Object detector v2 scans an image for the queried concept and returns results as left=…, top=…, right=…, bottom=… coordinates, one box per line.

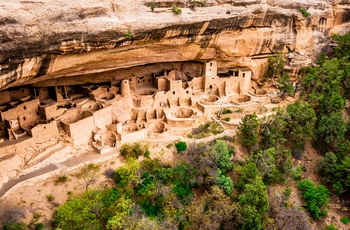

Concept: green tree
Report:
left=210, top=140, right=233, bottom=172
left=252, top=147, right=281, bottom=184
left=106, top=196, right=133, bottom=230
left=298, top=179, right=330, bottom=219
left=235, top=162, right=260, bottom=191
left=265, top=53, right=285, bottom=79
left=316, top=112, right=347, bottom=152
left=113, top=160, right=140, bottom=195
left=277, top=73, right=294, bottom=97
left=316, top=52, right=327, bottom=66
left=335, top=33, right=350, bottom=59
left=318, top=152, right=339, bottom=184
left=77, top=163, right=100, bottom=191
left=186, top=186, right=236, bottom=229
left=237, top=113, right=260, bottom=151
left=238, top=176, right=269, bottom=230
left=285, top=101, right=316, bottom=150
left=217, top=171, right=233, bottom=194
left=260, top=108, right=288, bottom=149
left=52, top=190, right=104, bottom=229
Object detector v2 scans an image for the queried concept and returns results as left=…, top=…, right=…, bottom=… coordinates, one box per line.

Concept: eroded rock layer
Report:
left=0, top=0, right=350, bottom=90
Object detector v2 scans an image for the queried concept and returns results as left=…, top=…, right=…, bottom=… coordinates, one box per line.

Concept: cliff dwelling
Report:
left=0, top=60, right=264, bottom=148
left=1, top=0, right=350, bottom=228
left=0, top=60, right=276, bottom=160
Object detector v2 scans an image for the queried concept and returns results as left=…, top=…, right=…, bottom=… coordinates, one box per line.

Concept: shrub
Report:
left=283, top=187, right=292, bottom=200
left=29, top=212, right=42, bottom=229
left=340, top=216, right=349, bottom=225
left=229, top=149, right=235, bottom=155
left=291, top=166, right=303, bottom=181
left=34, top=223, right=44, bottom=230
left=298, top=179, right=330, bottom=219
left=2, top=221, right=27, bottom=230
left=150, top=2, right=155, bottom=12
left=54, top=175, right=68, bottom=185
left=222, top=117, right=231, bottom=122
left=299, top=8, right=311, bottom=17
left=189, top=121, right=224, bottom=139
left=325, top=224, right=339, bottom=230
left=124, top=30, right=133, bottom=40
left=222, top=108, right=233, bottom=114
left=172, top=5, right=182, bottom=15
left=217, top=173, right=233, bottom=194
left=175, top=141, right=187, bottom=153
left=192, top=0, right=207, bottom=7
left=46, top=194, right=55, bottom=202
left=234, top=108, right=244, bottom=113
left=120, top=142, right=149, bottom=159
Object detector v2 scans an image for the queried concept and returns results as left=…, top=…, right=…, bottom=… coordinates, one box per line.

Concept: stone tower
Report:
left=204, top=60, right=218, bottom=93
left=120, top=79, right=131, bottom=97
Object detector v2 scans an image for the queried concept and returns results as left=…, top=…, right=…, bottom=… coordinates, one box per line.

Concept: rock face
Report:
left=0, top=0, right=349, bottom=90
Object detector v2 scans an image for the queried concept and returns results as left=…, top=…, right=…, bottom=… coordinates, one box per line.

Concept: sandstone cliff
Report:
left=0, top=0, right=349, bottom=90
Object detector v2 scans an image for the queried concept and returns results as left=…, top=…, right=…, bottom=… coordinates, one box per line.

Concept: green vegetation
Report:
left=265, top=52, right=285, bottom=79
left=191, top=0, right=207, bottom=7
left=335, top=33, right=350, bottom=59
left=291, top=166, right=303, bottom=181
left=301, top=33, right=350, bottom=195
left=77, top=163, right=100, bottom=191
left=172, top=5, right=182, bottom=15
left=46, top=194, right=54, bottom=202
left=278, top=73, right=294, bottom=97
left=150, top=2, right=156, bottom=12
left=282, top=187, right=292, bottom=201
left=189, top=121, right=224, bottom=139
left=238, top=176, right=269, bottom=230
left=222, top=108, right=233, bottom=114
left=340, top=216, right=350, bottom=225
left=2, top=221, right=27, bottom=230
left=299, top=8, right=311, bottom=17
left=175, top=140, right=187, bottom=153
left=28, top=212, right=43, bottom=230
left=222, top=117, right=231, bottom=122
left=264, top=52, right=295, bottom=98
left=237, top=113, right=260, bottom=151
left=53, top=140, right=270, bottom=229
left=124, top=30, right=133, bottom=40
left=120, top=142, right=149, bottom=159
left=325, top=225, right=339, bottom=230
left=54, top=175, right=68, bottom=185
left=298, top=179, right=330, bottom=219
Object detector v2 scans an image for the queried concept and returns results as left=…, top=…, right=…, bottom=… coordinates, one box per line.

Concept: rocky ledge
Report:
left=0, top=0, right=349, bottom=90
